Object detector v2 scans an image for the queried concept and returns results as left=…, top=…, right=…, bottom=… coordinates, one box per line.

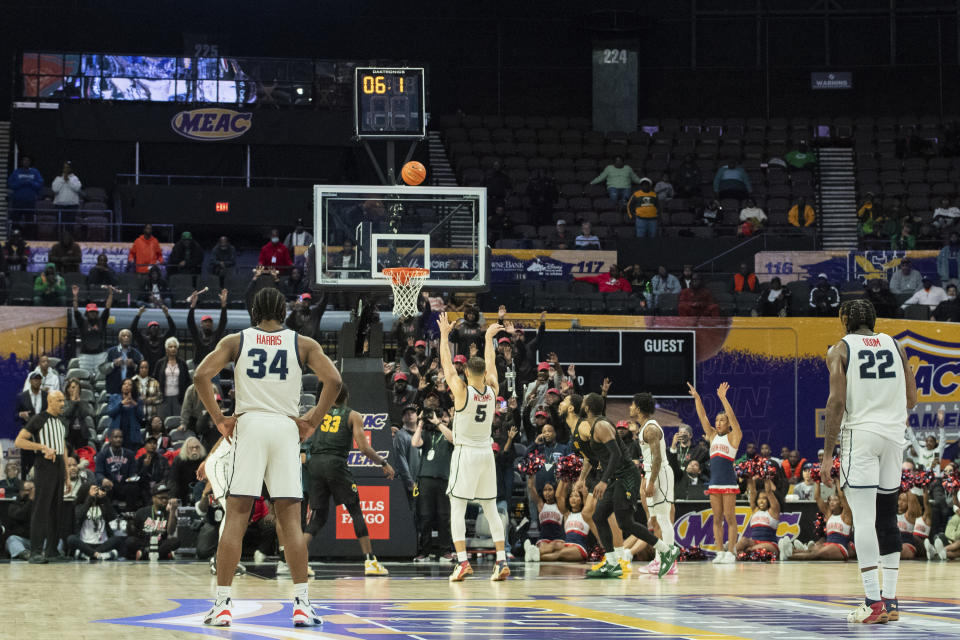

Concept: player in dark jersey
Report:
left=563, top=392, right=680, bottom=579
left=303, top=383, right=395, bottom=576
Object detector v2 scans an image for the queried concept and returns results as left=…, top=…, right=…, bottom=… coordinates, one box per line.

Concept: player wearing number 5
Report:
left=821, top=299, right=917, bottom=624
left=303, top=383, right=395, bottom=576
left=194, top=288, right=342, bottom=629
left=438, top=313, right=511, bottom=582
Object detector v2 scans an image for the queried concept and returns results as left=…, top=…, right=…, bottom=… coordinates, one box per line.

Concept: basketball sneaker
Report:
left=523, top=540, right=540, bottom=562
left=778, top=538, right=794, bottom=560
left=711, top=550, right=726, bottom=564
left=276, top=561, right=314, bottom=577
left=589, top=558, right=606, bottom=571
left=203, top=598, right=232, bottom=627
left=643, top=557, right=660, bottom=574
left=292, top=597, right=323, bottom=627
left=882, top=598, right=899, bottom=621
left=490, top=560, right=511, bottom=581
left=449, top=561, right=474, bottom=582
left=365, top=558, right=389, bottom=576
left=846, top=601, right=888, bottom=624
left=923, top=539, right=936, bottom=561
left=657, top=546, right=682, bottom=579
left=934, top=537, right=947, bottom=561
left=585, top=561, right=623, bottom=578
left=254, top=550, right=268, bottom=564
left=618, top=558, right=632, bottom=574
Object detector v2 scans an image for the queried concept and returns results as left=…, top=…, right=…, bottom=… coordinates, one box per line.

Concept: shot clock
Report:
left=354, top=67, right=426, bottom=139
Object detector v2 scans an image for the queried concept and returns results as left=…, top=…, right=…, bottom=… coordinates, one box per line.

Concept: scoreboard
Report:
left=535, top=330, right=696, bottom=399
left=354, top=67, right=426, bottom=139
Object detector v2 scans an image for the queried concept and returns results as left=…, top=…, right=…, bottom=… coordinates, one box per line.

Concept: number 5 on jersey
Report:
left=245, top=348, right=289, bottom=380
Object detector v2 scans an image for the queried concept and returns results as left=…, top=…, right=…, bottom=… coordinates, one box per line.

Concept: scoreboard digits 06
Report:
left=354, top=67, right=425, bottom=139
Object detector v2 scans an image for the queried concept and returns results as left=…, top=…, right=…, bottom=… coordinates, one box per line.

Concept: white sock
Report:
left=457, top=550, right=468, bottom=563
left=861, top=568, right=881, bottom=602
left=496, top=550, right=506, bottom=562
left=216, top=586, right=231, bottom=603
left=604, top=551, right=618, bottom=565
left=622, top=549, right=633, bottom=562
left=880, top=553, right=900, bottom=599
left=614, top=546, right=625, bottom=560
left=293, top=582, right=309, bottom=602
left=654, top=540, right=671, bottom=553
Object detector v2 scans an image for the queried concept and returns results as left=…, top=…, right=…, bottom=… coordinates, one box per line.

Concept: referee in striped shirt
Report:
left=14, top=389, right=70, bottom=564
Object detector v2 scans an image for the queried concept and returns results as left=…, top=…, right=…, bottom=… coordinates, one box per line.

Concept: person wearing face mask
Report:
left=937, top=232, right=960, bottom=286
left=127, top=224, right=163, bottom=274
left=932, top=284, right=960, bottom=321
left=258, top=227, right=293, bottom=274
left=901, top=276, right=948, bottom=313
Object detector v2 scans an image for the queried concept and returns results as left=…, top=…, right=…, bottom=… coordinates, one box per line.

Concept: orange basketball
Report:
left=401, top=161, right=427, bottom=185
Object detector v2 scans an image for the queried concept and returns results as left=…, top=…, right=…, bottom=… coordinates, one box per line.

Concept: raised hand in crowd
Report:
left=601, top=377, right=612, bottom=396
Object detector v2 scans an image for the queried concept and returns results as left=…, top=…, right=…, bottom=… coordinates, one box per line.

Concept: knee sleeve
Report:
left=345, top=501, right=369, bottom=540
left=876, top=492, right=901, bottom=556
left=479, top=499, right=504, bottom=543
left=450, top=496, right=467, bottom=542
left=305, top=503, right=330, bottom=537
left=651, top=503, right=674, bottom=546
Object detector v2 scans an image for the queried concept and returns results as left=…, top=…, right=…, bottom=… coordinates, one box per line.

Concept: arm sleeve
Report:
left=186, top=307, right=199, bottom=341
left=215, top=306, right=228, bottom=341
left=599, top=439, right=622, bottom=484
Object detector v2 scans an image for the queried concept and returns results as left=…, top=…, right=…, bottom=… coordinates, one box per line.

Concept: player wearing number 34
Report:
left=193, top=288, right=342, bottom=629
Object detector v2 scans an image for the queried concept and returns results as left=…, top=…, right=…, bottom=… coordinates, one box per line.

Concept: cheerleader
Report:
left=736, top=477, right=781, bottom=556
left=523, top=475, right=565, bottom=555
left=688, top=381, right=742, bottom=564
left=914, top=486, right=934, bottom=560
left=779, top=482, right=852, bottom=561
left=525, top=481, right=592, bottom=562
left=897, top=491, right=922, bottom=559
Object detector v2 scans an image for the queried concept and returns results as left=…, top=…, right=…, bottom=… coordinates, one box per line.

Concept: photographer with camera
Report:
left=666, top=424, right=710, bottom=483
left=411, top=407, right=455, bottom=561
left=66, top=483, right=124, bottom=560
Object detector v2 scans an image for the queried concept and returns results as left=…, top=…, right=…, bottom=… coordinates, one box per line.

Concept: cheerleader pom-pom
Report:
left=736, top=459, right=757, bottom=479
left=913, top=470, right=935, bottom=489
left=831, top=457, right=841, bottom=478
left=813, top=511, right=826, bottom=539
left=760, top=457, right=778, bottom=480
left=742, top=549, right=777, bottom=563
left=554, top=454, right=583, bottom=483
left=678, top=546, right=707, bottom=562
left=940, top=470, right=960, bottom=494
left=900, top=470, right=915, bottom=493
left=516, top=451, right=546, bottom=477
left=810, top=463, right=822, bottom=483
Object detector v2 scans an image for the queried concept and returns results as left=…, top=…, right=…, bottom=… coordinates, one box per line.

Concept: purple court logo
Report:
left=171, top=108, right=252, bottom=141
left=674, top=506, right=801, bottom=548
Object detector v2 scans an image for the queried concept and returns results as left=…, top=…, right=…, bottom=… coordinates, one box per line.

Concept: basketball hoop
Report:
left=382, top=267, right=429, bottom=317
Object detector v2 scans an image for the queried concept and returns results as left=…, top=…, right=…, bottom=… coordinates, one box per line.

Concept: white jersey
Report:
left=234, top=327, right=303, bottom=417
left=639, top=419, right=675, bottom=505
left=452, top=384, right=495, bottom=448
left=840, top=332, right=907, bottom=445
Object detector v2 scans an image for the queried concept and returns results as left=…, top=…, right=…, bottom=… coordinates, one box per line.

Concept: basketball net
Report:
left=382, top=267, right=429, bottom=317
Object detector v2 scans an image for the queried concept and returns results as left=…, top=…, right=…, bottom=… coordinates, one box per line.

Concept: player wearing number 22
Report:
left=820, top=299, right=918, bottom=625
left=437, top=313, right=511, bottom=582
left=194, top=288, right=343, bottom=629
left=304, top=383, right=395, bottom=576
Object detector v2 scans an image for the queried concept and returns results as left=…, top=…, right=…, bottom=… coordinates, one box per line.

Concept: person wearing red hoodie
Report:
left=574, top=264, right=632, bottom=293
left=128, top=224, right=163, bottom=274
left=258, top=228, right=293, bottom=273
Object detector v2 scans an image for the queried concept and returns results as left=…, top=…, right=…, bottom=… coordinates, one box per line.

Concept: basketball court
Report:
left=5, top=560, right=959, bottom=639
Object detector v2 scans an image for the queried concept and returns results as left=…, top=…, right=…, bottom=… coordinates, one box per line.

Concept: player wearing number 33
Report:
left=820, top=299, right=918, bottom=625
left=193, top=288, right=342, bottom=629
left=437, top=313, right=511, bottom=582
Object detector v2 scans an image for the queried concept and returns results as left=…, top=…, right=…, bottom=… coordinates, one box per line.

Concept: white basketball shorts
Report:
left=646, top=467, right=675, bottom=507
left=206, top=440, right=234, bottom=502
left=227, top=411, right=303, bottom=500
left=446, top=444, right=497, bottom=501
left=839, top=427, right=904, bottom=494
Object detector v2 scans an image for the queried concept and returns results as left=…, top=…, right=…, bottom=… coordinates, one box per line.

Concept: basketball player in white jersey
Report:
left=194, top=287, right=342, bottom=628
left=821, top=299, right=917, bottom=624
left=630, top=392, right=677, bottom=576
left=436, top=312, right=510, bottom=582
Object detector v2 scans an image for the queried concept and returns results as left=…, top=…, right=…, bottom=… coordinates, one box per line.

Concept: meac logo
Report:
left=171, top=108, right=252, bottom=140
left=362, top=413, right=388, bottom=430
left=894, top=330, right=960, bottom=400
left=673, top=506, right=801, bottom=548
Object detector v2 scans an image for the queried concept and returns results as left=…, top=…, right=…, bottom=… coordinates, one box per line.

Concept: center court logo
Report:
left=171, top=108, right=252, bottom=140
left=336, top=485, right=390, bottom=539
